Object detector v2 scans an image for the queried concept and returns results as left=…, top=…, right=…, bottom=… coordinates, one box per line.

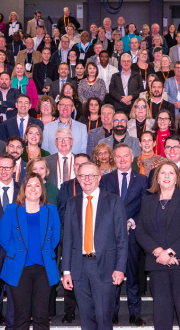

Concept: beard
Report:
left=113, top=125, right=127, bottom=136
left=152, top=91, right=162, bottom=98
left=0, top=83, right=8, bottom=90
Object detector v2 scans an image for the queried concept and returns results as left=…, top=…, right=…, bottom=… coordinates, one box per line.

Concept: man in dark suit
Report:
left=148, top=134, right=180, bottom=188
left=0, top=141, right=6, bottom=154
left=49, top=62, right=77, bottom=101
left=109, top=53, right=144, bottom=115
left=33, top=47, right=59, bottom=95
left=0, top=94, right=44, bottom=142
left=57, top=7, right=80, bottom=36
left=113, top=16, right=126, bottom=37
left=100, top=143, right=148, bottom=326
left=50, top=36, right=70, bottom=69
left=0, top=153, right=20, bottom=328
left=62, top=161, right=128, bottom=330
left=58, top=153, right=90, bottom=324
left=0, top=72, right=20, bottom=122
left=6, top=136, right=26, bottom=184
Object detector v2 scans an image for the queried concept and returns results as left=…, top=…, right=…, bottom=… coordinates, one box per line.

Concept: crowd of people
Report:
left=0, top=6, right=180, bottom=330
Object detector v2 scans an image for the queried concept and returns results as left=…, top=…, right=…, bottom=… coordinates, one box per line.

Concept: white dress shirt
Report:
left=121, top=70, right=131, bottom=96
left=151, top=97, right=163, bottom=104
left=57, top=152, right=75, bottom=189
left=17, top=115, right=29, bottom=137
left=118, top=26, right=125, bottom=38
left=98, top=64, right=119, bottom=93
left=33, top=36, right=44, bottom=50
left=15, top=158, right=22, bottom=181
left=0, top=87, right=10, bottom=122
left=0, top=179, right=14, bottom=206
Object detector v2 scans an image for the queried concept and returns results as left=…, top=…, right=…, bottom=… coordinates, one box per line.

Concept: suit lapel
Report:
left=119, top=73, right=125, bottom=96
left=95, top=190, right=106, bottom=233
left=124, top=170, right=137, bottom=203
left=167, top=187, right=180, bottom=227
left=40, top=205, right=49, bottom=248
left=75, top=192, right=83, bottom=235
left=10, top=118, right=20, bottom=136
left=16, top=206, right=28, bottom=250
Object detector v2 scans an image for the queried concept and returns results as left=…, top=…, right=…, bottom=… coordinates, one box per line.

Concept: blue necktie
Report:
left=121, top=173, right=127, bottom=201
left=19, top=118, right=25, bottom=139
left=60, top=79, right=65, bottom=92
left=3, top=187, right=9, bottom=212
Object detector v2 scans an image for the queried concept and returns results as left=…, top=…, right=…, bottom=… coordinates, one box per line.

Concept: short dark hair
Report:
left=154, top=47, right=163, bottom=53
left=7, top=136, right=23, bottom=147
left=16, top=94, right=31, bottom=103
left=85, top=62, right=99, bottom=78
left=151, top=78, right=164, bottom=89
left=75, top=62, right=85, bottom=69
left=164, top=134, right=180, bottom=148
left=59, top=62, right=69, bottom=69
left=174, top=61, right=180, bottom=68
left=42, top=47, right=51, bottom=53
left=74, top=153, right=90, bottom=161
left=113, top=111, right=128, bottom=120
left=113, top=143, right=133, bottom=154
left=34, top=10, right=41, bottom=15
left=0, top=13, right=4, bottom=21
left=99, top=50, right=110, bottom=58
left=36, top=25, right=44, bottom=30
left=139, top=131, right=156, bottom=142
left=0, top=153, right=16, bottom=167
left=0, top=71, right=11, bottom=79
left=59, top=95, right=73, bottom=103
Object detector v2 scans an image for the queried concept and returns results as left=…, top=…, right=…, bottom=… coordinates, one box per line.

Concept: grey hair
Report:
left=101, top=104, right=115, bottom=114
left=77, top=162, right=100, bottom=175
left=55, top=127, right=73, bottom=139
left=113, top=143, right=133, bottom=156
left=121, top=53, right=131, bottom=62
left=61, top=35, right=70, bottom=42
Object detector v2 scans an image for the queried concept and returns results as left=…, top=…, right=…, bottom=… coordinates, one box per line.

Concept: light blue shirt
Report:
left=121, top=70, right=131, bottom=96
left=61, top=49, right=69, bottom=62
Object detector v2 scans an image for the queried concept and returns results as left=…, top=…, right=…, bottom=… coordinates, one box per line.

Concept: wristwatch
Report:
left=167, top=249, right=174, bottom=257
left=127, top=221, right=132, bottom=228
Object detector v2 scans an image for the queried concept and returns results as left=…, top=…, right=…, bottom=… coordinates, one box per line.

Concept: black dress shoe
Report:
left=112, top=314, right=119, bottom=324
left=72, top=312, right=75, bottom=320
left=0, top=314, right=5, bottom=324
left=62, top=313, right=72, bottom=323
left=129, top=315, right=146, bottom=326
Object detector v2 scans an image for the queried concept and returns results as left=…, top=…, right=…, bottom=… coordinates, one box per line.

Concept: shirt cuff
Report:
left=128, top=218, right=136, bottom=230
left=63, top=271, right=71, bottom=275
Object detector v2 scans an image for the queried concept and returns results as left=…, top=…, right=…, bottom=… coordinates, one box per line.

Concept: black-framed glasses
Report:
left=78, top=174, right=99, bottom=180
left=164, top=146, right=180, bottom=150
left=158, top=117, right=170, bottom=121
left=0, top=166, right=14, bottom=172
left=56, top=137, right=72, bottom=142
left=134, top=105, right=147, bottom=109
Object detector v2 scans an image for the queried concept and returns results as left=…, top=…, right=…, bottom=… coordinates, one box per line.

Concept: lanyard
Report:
left=64, top=16, right=69, bottom=27
left=103, top=129, right=113, bottom=138
left=175, top=78, right=180, bottom=91
left=150, top=100, right=163, bottom=116
left=26, top=146, right=41, bottom=161
left=58, top=154, right=73, bottom=181
left=78, top=42, right=90, bottom=53
left=136, top=120, right=146, bottom=134
left=162, top=70, right=170, bottom=80
left=12, top=42, right=21, bottom=54
left=73, top=178, right=76, bottom=196
left=16, top=159, right=21, bottom=182
left=88, top=118, right=98, bottom=132
left=99, top=166, right=112, bottom=177
left=138, top=63, right=147, bottom=80
left=58, top=119, right=72, bottom=129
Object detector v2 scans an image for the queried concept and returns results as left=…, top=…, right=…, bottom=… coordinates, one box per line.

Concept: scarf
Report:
left=97, top=36, right=108, bottom=51
left=139, top=151, right=154, bottom=175
left=11, top=75, right=29, bottom=94
left=154, top=129, right=170, bottom=158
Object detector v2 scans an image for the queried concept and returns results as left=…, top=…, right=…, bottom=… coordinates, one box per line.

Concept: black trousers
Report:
left=150, top=269, right=180, bottom=330
left=10, top=265, right=51, bottom=330
left=64, top=288, right=77, bottom=314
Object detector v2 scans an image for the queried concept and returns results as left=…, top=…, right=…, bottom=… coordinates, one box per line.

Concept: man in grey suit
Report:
left=99, top=111, right=141, bottom=157
left=49, top=63, right=77, bottom=101
left=87, top=104, right=114, bottom=159
left=169, top=32, right=180, bottom=67
left=165, top=61, right=180, bottom=116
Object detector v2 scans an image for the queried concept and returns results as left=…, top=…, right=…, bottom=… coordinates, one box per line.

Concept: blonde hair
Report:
left=143, top=24, right=150, bottom=31
left=26, top=157, right=50, bottom=177
left=129, top=98, right=152, bottom=119
left=137, top=49, right=148, bottom=57
left=11, top=62, right=27, bottom=79
left=9, top=11, right=19, bottom=21
left=160, top=55, right=172, bottom=70
left=153, top=34, right=163, bottom=45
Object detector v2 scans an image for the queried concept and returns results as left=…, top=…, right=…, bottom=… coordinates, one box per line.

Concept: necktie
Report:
left=120, top=27, right=122, bottom=32
left=3, top=187, right=10, bottom=212
left=63, top=157, right=69, bottom=182
left=84, top=196, right=93, bottom=255
left=19, top=118, right=25, bottom=139
left=60, top=79, right=65, bottom=92
left=121, top=172, right=128, bottom=201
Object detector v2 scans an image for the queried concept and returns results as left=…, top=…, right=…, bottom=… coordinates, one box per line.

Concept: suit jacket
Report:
left=98, top=131, right=141, bottom=157
left=71, top=43, right=95, bottom=65
left=4, top=21, right=22, bottom=44
left=127, top=118, right=155, bottom=138
left=0, top=203, right=60, bottom=286
left=136, top=187, right=180, bottom=271
left=50, top=50, right=63, bottom=69
left=57, top=177, right=82, bottom=225
left=5, top=49, right=15, bottom=66
left=164, top=77, right=179, bottom=115
left=26, top=18, right=47, bottom=38
left=87, top=126, right=104, bottom=160
left=42, top=119, right=87, bottom=155
left=15, top=49, right=43, bottom=73
left=0, top=140, right=6, bottom=154
left=18, top=159, right=26, bottom=184
left=0, top=181, right=20, bottom=220
left=33, top=61, right=59, bottom=95
left=165, top=33, right=177, bottom=49
left=6, top=42, right=26, bottom=53
left=0, top=88, right=20, bottom=115
left=1, top=116, right=44, bottom=142
left=49, top=78, right=77, bottom=100
left=57, top=15, right=80, bottom=36
left=100, top=169, right=148, bottom=243
left=109, top=70, right=144, bottom=111
left=62, top=189, right=128, bottom=281
left=169, top=45, right=179, bottom=68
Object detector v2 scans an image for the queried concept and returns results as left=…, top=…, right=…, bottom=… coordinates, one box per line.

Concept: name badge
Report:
left=25, top=63, right=32, bottom=72
left=143, top=80, right=146, bottom=90
left=65, top=26, right=67, bottom=32
left=79, top=53, right=85, bottom=60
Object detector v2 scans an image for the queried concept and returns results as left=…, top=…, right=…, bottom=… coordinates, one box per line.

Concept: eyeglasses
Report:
left=59, top=104, right=73, bottom=108
left=154, top=51, right=162, bottom=54
left=134, top=105, right=147, bottom=109
left=141, top=53, right=148, bottom=56
left=0, top=166, right=14, bottom=171
left=56, top=137, right=72, bottom=142
left=141, top=43, right=146, bottom=46
left=113, top=119, right=126, bottom=123
left=164, top=146, right=180, bottom=150
left=158, top=117, right=170, bottom=121
left=64, top=89, right=73, bottom=92
left=78, top=174, right=99, bottom=180
left=175, top=67, right=180, bottom=70
left=41, top=103, right=51, bottom=107
left=45, top=37, right=51, bottom=39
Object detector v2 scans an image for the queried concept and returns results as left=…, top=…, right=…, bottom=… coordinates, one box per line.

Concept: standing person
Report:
left=156, top=55, right=174, bottom=83
left=131, top=49, right=154, bottom=90
left=0, top=14, right=6, bottom=34
left=57, top=7, right=80, bottom=36
left=165, top=61, right=180, bottom=116
left=6, top=32, right=26, bottom=60
left=92, top=26, right=113, bottom=55
left=142, top=24, right=150, bottom=40
left=50, top=36, right=70, bottom=69
left=72, top=62, right=85, bottom=88
left=152, top=109, right=176, bottom=157
left=113, top=16, right=126, bottom=38
left=149, top=35, right=168, bottom=62
left=111, top=40, right=124, bottom=70
left=62, top=161, right=128, bottom=330
left=57, top=153, right=90, bottom=323
left=103, top=17, right=113, bottom=40
left=129, top=38, right=140, bottom=64
left=60, top=82, right=82, bottom=120
left=90, top=23, right=98, bottom=43
left=145, top=23, right=168, bottom=49
left=136, top=161, right=180, bottom=330
left=100, top=143, right=148, bottom=326
left=0, top=172, right=60, bottom=330
left=45, top=127, right=75, bottom=188
left=42, top=96, right=87, bottom=155
left=0, top=153, right=20, bottom=329
left=78, top=97, right=102, bottom=131
left=164, top=23, right=177, bottom=49
left=149, top=47, right=163, bottom=72
left=169, top=32, right=180, bottom=67
left=67, top=50, right=77, bottom=78
left=32, top=25, right=45, bottom=51
left=62, top=23, right=81, bottom=49
left=6, top=136, right=26, bottom=183
left=86, top=43, right=103, bottom=66
left=37, top=34, right=57, bottom=56
left=78, top=62, right=106, bottom=103
left=121, top=23, right=141, bottom=52
left=26, top=10, right=47, bottom=38
left=71, top=31, right=95, bottom=65
left=36, top=96, right=57, bottom=125
left=52, top=28, right=61, bottom=49
left=92, top=143, right=116, bottom=175
left=4, top=12, right=22, bottom=44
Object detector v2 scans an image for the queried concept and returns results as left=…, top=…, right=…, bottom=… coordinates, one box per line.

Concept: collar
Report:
left=122, top=69, right=131, bottom=75
left=0, top=87, right=10, bottom=94
left=130, top=50, right=138, bottom=56
left=151, top=97, right=163, bottom=104
left=117, top=168, right=132, bottom=175
left=15, top=157, right=21, bottom=166
left=0, top=179, right=14, bottom=189
left=176, top=160, right=180, bottom=169
left=26, top=49, right=33, bottom=54
left=58, top=118, right=71, bottom=125
left=58, top=151, right=72, bottom=159
left=83, top=186, right=100, bottom=199
left=17, top=114, right=29, bottom=121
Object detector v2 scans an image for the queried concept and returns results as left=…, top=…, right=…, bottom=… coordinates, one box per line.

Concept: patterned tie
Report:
left=84, top=196, right=93, bottom=255
left=19, top=118, right=25, bottom=139
left=3, top=187, right=10, bottom=212
left=121, top=173, right=128, bottom=201
left=63, top=157, right=69, bottom=182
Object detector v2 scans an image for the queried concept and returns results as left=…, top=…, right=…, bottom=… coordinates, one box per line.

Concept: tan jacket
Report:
left=26, top=18, right=47, bottom=38
left=15, top=49, right=43, bottom=73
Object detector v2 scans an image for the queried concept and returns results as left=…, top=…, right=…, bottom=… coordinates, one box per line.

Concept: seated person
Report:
left=71, top=31, right=95, bottom=65
left=78, top=97, right=102, bottom=131
left=0, top=49, right=13, bottom=75
left=0, top=72, right=20, bottom=122
left=92, top=142, right=116, bottom=176
left=6, top=136, right=26, bottom=183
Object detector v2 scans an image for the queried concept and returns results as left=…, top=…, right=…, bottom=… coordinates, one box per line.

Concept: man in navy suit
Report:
left=0, top=94, right=44, bottom=143
left=0, top=153, right=20, bottom=329
left=62, top=162, right=128, bottom=330
left=6, top=136, right=26, bottom=184
left=58, top=153, right=90, bottom=324
left=100, top=143, right=148, bottom=326
left=0, top=72, right=20, bottom=122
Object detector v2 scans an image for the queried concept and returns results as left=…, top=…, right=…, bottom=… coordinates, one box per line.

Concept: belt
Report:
left=83, top=252, right=96, bottom=258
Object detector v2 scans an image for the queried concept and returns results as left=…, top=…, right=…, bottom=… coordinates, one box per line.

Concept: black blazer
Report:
left=6, top=49, right=15, bottom=66
left=109, top=71, right=144, bottom=111
left=33, top=61, right=59, bottom=95
left=136, top=187, right=180, bottom=271
left=49, top=78, right=77, bottom=100
left=56, top=15, right=80, bottom=36
left=71, top=44, right=95, bottom=66
left=0, top=88, right=20, bottom=115
left=164, top=33, right=177, bottom=49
